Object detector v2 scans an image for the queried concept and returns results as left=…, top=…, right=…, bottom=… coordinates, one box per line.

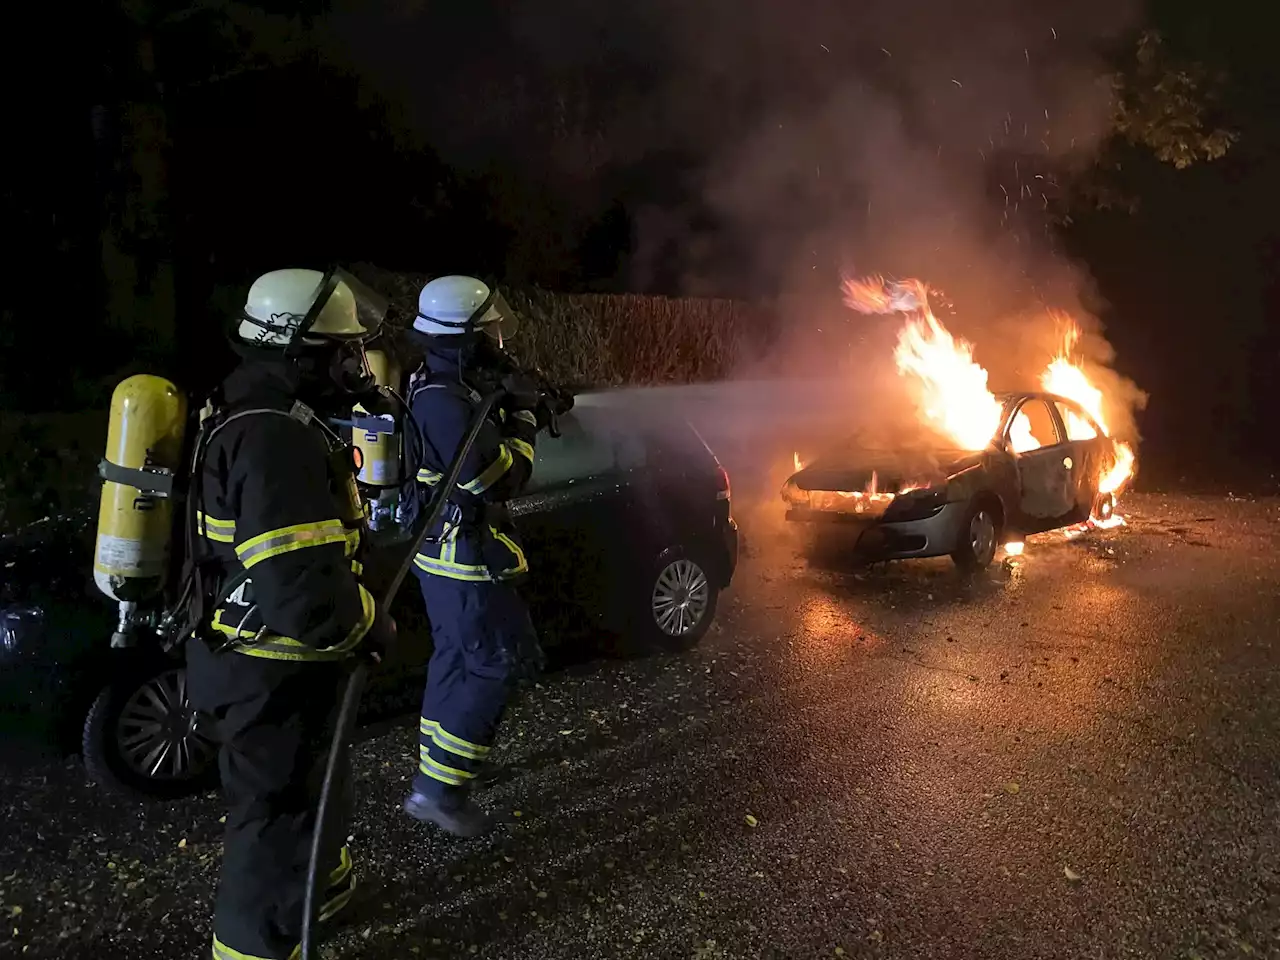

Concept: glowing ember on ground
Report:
left=1003, top=541, right=1025, bottom=556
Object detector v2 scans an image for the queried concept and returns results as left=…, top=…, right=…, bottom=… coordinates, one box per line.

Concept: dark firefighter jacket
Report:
left=193, top=360, right=379, bottom=662
left=409, top=348, right=539, bottom=582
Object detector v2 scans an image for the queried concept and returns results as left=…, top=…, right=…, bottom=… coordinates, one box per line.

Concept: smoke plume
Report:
left=329, top=0, right=1150, bottom=495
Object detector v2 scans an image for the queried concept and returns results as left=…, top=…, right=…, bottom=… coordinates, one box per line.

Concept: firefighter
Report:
left=186, top=267, right=397, bottom=960
left=401, top=274, right=547, bottom=837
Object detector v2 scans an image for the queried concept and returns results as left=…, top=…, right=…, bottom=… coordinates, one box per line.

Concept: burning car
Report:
left=782, top=391, right=1127, bottom=569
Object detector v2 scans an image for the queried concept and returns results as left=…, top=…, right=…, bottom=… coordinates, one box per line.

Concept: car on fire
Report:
left=0, top=398, right=737, bottom=799
left=781, top=391, right=1126, bottom=569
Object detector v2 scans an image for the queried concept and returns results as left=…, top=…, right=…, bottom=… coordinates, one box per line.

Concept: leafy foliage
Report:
left=1109, top=31, right=1237, bottom=170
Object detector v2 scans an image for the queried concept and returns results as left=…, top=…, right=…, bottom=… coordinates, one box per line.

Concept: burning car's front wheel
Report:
left=951, top=498, right=1000, bottom=571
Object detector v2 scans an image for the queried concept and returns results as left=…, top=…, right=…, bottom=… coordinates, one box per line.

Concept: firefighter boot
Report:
left=402, top=788, right=495, bottom=838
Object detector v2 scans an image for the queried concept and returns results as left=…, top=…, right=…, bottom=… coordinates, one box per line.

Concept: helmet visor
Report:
left=298, top=266, right=389, bottom=344
left=482, top=291, right=519, bottom=344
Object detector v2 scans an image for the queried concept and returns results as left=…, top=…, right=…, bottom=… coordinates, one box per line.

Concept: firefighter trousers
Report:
left=413, top=575, right=538, bottom=801
left=187, top=637, right=356, bottom=960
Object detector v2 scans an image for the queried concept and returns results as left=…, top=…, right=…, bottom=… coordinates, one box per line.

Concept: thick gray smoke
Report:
left=502, top=0, right=1144, bottom=439
left=328, top=0, right=1150, bottom=520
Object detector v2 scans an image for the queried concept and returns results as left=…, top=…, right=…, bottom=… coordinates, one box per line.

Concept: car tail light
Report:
left=715, top=463, right=731, bottom=501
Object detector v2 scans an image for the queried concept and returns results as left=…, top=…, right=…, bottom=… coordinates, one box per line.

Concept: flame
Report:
left=1039, top=320, right=1136, bottom=497
left=846, top=276, right=1006, bottom=451
left=839, top=276, right=1137, bottom=529
left=793, top=451, right=804, bottom=472
left=1003, top=541, right=1025, bottom=556
left=1098, top=443, right=1135, bottom=495
left=843, top=275, right=931, bottom=315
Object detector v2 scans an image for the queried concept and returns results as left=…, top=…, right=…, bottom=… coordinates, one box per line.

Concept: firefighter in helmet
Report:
left=401, top=275, right=547, bottom=837
left=186, top=267, right=397, bottom=960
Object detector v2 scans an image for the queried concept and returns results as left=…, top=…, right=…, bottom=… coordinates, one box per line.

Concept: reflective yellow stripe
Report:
left=319, top=877, right=356, bottom=923
left=343, top=527, right=361, bottom=559
left=511, top=409, right=538, bottom=427
left=196, top=511, right=236, bottom=544
left=319, top=846, right=356, bottom=922
left=416, top=468, right=443, bottom=486
left=508, top=437, right=534, bottom=463
left=235, top=520, right=347, bottom=569
left=419, top=750, right=474, bottom=786
left=490, top=526, right=529, bottom=576
left=213, top=934, right=279, bottom=960
left=460, top=444, right=514, bottom=494
left=432, top=724, right=491, bottom=760
left=212, top=586, right=374, bottom=662
left=413, top=546, right=493, bottom=582
left=315, top=585, right=376, bottom=656
left=419, top=717, right=439, bottom=737
left=413, top=528, right=527, bottom=582
left=328, top=845, right=353, bottom=889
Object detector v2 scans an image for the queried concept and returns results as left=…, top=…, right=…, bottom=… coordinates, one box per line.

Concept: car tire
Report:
left=1092, top=491, right=1116, bottom=523
left=950, top=497, right=1001, bottom=571
left=82, top=660, right=219, bottom=802
left=634, top=547, right=719, bottom=652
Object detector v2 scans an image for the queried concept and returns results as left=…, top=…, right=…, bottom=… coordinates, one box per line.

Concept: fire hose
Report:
left=300, top=389, right=503, bottom=960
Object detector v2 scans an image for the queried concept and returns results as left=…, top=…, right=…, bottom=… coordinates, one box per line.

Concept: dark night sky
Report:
left=8, top=0, right=1280, bottom=479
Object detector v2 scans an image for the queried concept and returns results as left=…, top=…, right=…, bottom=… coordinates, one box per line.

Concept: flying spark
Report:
left=951, top=78, right=963, bottom=87
left=820, top=43, right=830, bottom=53
left=881, top=47, right=892, bottom=57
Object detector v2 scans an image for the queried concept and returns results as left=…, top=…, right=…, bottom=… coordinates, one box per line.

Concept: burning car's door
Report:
left=1051, top=398, right=1109, bottom=517
left=1006, top=397, right=1077, bottom=533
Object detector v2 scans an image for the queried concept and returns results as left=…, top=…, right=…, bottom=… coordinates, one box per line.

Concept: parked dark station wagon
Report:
left=0, top=395, right=738, bottom=799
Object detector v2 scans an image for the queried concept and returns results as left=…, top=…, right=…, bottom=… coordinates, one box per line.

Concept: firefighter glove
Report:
left=501, top=373, right=541, bottom=412
left=363, top=605, right=399, bottom=666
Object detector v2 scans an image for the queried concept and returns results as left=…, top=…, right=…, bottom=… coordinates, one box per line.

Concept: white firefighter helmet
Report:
left=237, top=268, right=383, bottom=348
left=412, top=275, right=518, bottom=341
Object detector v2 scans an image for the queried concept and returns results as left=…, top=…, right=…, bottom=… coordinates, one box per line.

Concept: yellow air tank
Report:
left=353, top=348, right=401, bottom=489
left=93, top=375, right=188, bottom=608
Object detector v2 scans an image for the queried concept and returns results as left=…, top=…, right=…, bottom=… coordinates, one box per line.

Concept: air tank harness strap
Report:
left=97, top=460, right=178, bottom=497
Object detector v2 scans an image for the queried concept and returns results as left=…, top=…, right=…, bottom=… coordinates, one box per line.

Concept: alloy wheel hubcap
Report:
left=651, top=558, right=710, bottom=637
left=970, top=511, right=996, bottom=560
left=116, top=669, right=216, bottom=781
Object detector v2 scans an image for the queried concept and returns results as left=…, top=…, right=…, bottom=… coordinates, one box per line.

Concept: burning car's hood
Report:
left=792, top=447, right=984, bottom=494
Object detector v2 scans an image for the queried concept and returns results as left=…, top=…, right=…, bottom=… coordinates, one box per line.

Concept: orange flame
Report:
left=846, top=275, right=1006, bottom=451
left=1039, top=320, right=1136, bottom=496
left=793, top=451, right=804, bottom=472
left=841, top=276, right=1137, bottom=521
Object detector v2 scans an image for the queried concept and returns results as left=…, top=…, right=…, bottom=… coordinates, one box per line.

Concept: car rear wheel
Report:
left=1092, top=491, right=1116, bottom=523
left=82, top=662, right=219, bottom=801
left=636, top=547, right=719, bottom=652
left=951, top=498, right=1000, bottom=571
